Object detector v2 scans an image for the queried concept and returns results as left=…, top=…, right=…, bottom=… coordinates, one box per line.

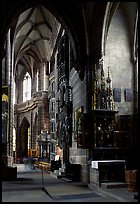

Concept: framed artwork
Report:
left=73, top=107, right=83, bottom=142
left=124, top=88, right=133, bottom=102
left=74, top=107, right=94, bottom=149
left=2, top=86, right=9, bottom=144
left=113, top=88, right=121, bottom=102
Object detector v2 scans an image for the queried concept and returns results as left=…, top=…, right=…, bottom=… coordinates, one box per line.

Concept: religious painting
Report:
left=124, top=88, right=133, bottom=102
left=113, top=88, right=121, bottom=102
left=74, top=107, right=83, bottom=143
left=2, top=86, right=9, bottom=144
left=75, top=106, right=87, bottom=148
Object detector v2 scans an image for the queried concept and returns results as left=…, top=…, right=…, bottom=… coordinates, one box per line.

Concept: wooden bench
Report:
left=34, top=161, right=51, bottom=171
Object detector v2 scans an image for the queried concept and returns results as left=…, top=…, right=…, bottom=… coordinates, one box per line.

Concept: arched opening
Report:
left=2, top=2, right=88, bottom=78
left=23, top=72, right=31, bottom=102
left=1, top=2, right=138, bottom=188
left=12, top=5, right=76, bottom=168
left=17, top=117, right=30, bottom=162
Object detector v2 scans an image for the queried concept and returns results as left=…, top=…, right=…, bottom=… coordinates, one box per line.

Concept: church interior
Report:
left=1, top=1, right=138, bottom=193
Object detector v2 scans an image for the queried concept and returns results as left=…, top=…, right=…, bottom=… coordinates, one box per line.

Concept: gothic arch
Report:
left=17, top=117, right=30, bottom=159
left=1, top=2, right=112, bottom=81
left=102, top=2, right=120, bottom=56
left=1, top=2, right=86, bottom=76
left=102, top=2, right=138, bottom=58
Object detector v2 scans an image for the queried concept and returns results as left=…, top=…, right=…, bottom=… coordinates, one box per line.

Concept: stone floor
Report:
left=2, top=164, right=138, bottom=202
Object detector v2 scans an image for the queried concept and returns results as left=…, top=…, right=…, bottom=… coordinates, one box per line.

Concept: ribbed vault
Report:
left=13, top=5, right=58, bottom=79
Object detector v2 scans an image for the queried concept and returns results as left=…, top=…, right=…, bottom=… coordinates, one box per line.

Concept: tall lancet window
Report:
left=23, top=72, right=31, bottom=102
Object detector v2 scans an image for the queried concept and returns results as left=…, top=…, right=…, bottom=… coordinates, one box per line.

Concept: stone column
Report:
left=4, top=28, right=14, bottom=166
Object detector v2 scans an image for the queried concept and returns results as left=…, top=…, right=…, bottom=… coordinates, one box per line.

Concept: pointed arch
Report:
left=17, top=117, right=30, bottom=159
left=23, top=71, right=32, bottom=102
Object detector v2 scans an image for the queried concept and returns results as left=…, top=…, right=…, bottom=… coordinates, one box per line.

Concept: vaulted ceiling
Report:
left=1, top=1, right=105, bottom=80
left=13, top=5, right=60, bottom=78
left=1, top=1, right=138, bottom=81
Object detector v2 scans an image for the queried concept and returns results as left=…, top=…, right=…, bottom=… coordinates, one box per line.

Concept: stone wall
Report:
left=69, top=68, right=88, bottom=183
left=104, top=6, right=133, bottom=115
left=14, top=92, right=49, bottom=158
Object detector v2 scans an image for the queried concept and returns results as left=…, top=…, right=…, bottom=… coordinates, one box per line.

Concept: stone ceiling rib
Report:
left=14, top=5, right=59, bottom=76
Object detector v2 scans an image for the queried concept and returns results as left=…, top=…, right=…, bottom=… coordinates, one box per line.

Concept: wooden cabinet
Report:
left=88, top=110, right=132, bottom=185
left=77, top=109, right=118, bottom=150
left=77, top=109, right=132, bottom=163
left=114, top=115, right=132, bottom=148
left=92, top=109, right=118, bottom=148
